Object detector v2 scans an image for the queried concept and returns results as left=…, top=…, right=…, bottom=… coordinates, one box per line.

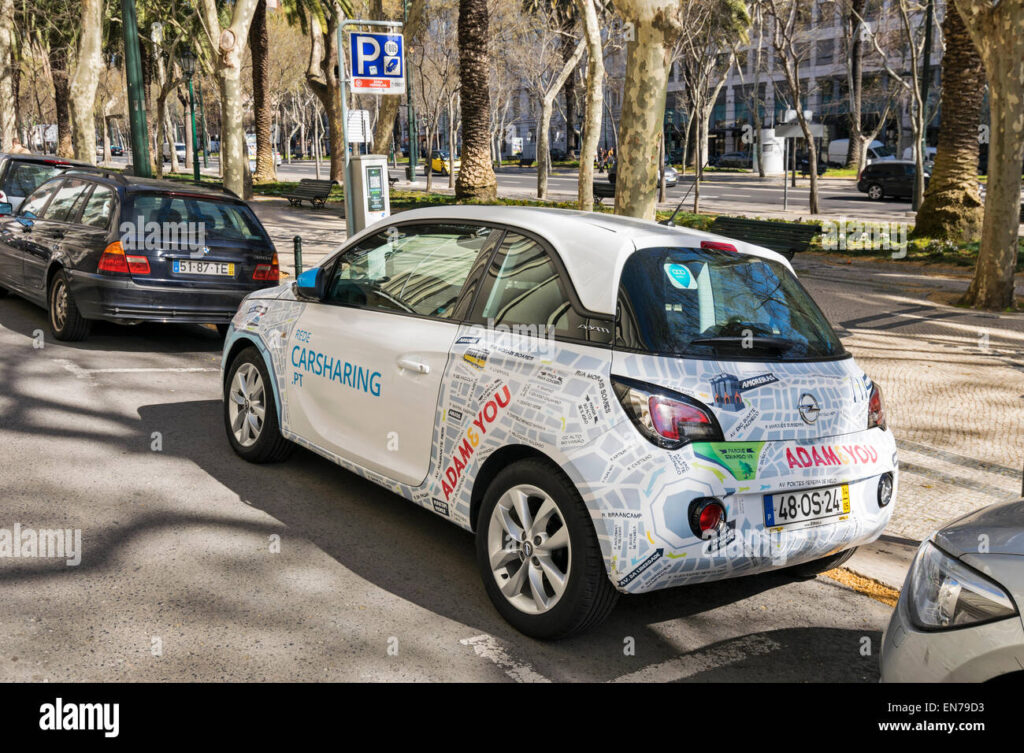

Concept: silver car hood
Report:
left=934, top=499, right=1024, bottom=558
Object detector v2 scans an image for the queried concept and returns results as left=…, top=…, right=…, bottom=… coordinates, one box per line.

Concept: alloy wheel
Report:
left=486, top=484, right=572, bottom=615
left=228, top=363, right=266, bottom=448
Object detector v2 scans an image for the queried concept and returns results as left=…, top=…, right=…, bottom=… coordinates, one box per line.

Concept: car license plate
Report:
left=173, top=260, right=234, bottom=276
left=764, top=484, right=850, bottom=529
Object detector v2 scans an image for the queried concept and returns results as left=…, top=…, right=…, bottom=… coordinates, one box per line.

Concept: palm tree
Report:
left=250, top=0, right=276, bottom=183
left=912, top=3, right=985, bottom=242
left=455, top=0, right=497, bottom=201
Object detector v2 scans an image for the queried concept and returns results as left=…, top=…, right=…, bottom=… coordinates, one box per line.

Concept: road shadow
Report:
left=127, top=398, right=887, bottom=680
left=0, top=295, right=223, bottom=353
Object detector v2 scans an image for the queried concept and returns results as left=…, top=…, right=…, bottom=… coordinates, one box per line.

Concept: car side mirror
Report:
left=0, top=202, right=11, bottom=217
left=295, top=266, right=327, bottom=300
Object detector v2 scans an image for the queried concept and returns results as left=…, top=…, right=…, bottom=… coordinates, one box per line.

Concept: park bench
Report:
left=283, top=178, right=335, bottom=208
left=518, top=157, right=535, bottom=168
left=709, top=216, right=822, bottom=261
left=592, top=180, right=615, bottom=205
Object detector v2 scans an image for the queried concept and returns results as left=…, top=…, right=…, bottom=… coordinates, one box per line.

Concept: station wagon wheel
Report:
left=867, top=183, right=884, bottom=201
left=476, top=459, right=619, bottom=639
left=48, top=269, right=90, bottom=341
left=223, top=347, right=293, bottom=463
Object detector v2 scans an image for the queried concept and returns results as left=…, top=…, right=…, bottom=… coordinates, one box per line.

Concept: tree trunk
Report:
left=370, top=0, right=426, bottom=153
left=914, top=4, right=985, bottom=241
left=576, top=0, right=604, bottom=211
left=455, top=0, right=497, bottom=201
left=614, top=0, right=678, bottom=219
left=0, top=0, right=14, bottom=152
left=250, top=0, right=276, bottom=183
left=305, top=8, right=345, bottom=184
left=845, top=0, right=866, bottom=169
left=69, top=0, right=103, bottom=164
left=448, top=98, right=457, bottom=189
left=48, top=38, right=73, bottom=158
left=155, top=95, right=167, bottom=177
left=539, top=38, right=585, bottom=200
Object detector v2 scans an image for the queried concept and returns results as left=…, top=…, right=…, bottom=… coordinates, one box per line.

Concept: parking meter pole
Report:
left=405, top=0, right=417, bottom=182
left=188, top=76, right=201, bottom=183
left=197, top=80, right=209, bottom=168
left=336, top=19, right=405, bottom=237
left=120, top=0, right=151, bottom=178
left=293, top=235, right=303, bottom=275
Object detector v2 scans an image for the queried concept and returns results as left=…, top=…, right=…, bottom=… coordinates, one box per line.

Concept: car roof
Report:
left=0, top=153, right=93, bottom=168
left=59, top=170, right=244, bottom=201
left=366, top=205, right=790, bottom=315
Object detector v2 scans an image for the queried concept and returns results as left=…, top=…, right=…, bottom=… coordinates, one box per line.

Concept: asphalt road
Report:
left=0, top=289, right=893, bottom=682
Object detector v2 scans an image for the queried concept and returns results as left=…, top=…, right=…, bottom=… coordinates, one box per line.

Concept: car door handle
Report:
left=396, top=356, right=430, bottom=375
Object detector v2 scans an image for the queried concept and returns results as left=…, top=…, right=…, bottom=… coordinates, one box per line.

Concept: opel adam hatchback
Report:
left=221, top=206, right=897, bottom=638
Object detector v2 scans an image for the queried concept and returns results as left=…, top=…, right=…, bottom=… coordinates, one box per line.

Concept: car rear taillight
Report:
left=700, top=240, right=738, bottom=253
left=612, top=376, right=723, bottom=449
left=688, top=497, right=727, bottom=539
left=98, top=241, right=150, bottom=275
left=868, top=381, right=886, bottom=430
left=253, top=252, right=279, bottom=282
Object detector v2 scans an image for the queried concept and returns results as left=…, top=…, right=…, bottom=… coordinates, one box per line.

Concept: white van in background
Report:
left=827, top=139, right=896, bottom=167
left=902, top=145, right=937, bottom=162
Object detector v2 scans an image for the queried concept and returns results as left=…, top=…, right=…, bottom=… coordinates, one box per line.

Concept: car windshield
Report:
left=2, top=162, right=63, bottom=197
left=124, top=193, right=266, bottom=243
left=872, top=145, right=894, bottom=158
left=616, top=246, right=845, bottom=361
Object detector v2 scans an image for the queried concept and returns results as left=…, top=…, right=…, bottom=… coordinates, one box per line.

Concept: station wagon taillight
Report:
left=612, top=376, right=723, bottom=449
left=253, top=252, right=279, bottom=282
left=98, top=241, right=150, bottom=275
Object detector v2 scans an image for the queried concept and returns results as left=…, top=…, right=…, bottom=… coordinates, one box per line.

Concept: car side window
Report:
left=470, top=232, right=577, bottom=334
left=42, top=179, right=91, bottom=223
left=18, top=179, right=62, bottom=218
left=80, top=185, right=116, bottom=229
left=326, top=223, right=495, bottom=319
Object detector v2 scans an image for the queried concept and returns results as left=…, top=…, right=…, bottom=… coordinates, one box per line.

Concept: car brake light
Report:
left=700, top=240, right=738, bottom=253
left=868, top=382, right=886, bottom=430
left=253, top=252, right=279, bottom=282
left=98, top=241, right=150, bottom=275
left=612, top=376, right=723, bottom=449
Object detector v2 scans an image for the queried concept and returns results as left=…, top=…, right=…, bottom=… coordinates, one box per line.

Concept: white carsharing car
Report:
left=221, top=206, right=898, bottom=638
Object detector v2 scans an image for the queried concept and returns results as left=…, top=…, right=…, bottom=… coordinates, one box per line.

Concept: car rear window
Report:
left=616, top=246, right=845, bottom=361
left=125, top=193, right=266, bottom=242
left=2, top=162, right=63, bottom=197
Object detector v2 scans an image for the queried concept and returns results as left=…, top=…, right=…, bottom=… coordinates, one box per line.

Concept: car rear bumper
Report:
left=68, top=270, right=253, bottom=324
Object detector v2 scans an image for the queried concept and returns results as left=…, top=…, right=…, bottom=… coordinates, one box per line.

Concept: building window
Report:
left=816, top=39, right=834, bottom=66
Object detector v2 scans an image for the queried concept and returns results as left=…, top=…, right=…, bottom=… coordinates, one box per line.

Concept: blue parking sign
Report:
left=350, top=32, right=405, bottom=95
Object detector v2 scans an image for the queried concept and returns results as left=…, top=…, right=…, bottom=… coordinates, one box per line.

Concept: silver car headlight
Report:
left=908, top=542, right=1018, bottom=630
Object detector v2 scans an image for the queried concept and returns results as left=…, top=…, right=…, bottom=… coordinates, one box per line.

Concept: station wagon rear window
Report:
left=616, top=246, right=845, bottom=360
left=125, top=193, right=266, bottom=243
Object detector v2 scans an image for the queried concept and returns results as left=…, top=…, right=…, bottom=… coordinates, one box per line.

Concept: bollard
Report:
left=293, top=235, right=303, bottom=275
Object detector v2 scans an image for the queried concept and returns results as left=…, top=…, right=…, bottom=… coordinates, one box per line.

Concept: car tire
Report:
left=867, top=184, right=884, bottom=201
left=476, top=458, right=619, bottom=639
left=786, top=547, right=857, bottom=580
left=224, top=347, right=294, bottom=464
left=48, top=269, right=91, bottom=342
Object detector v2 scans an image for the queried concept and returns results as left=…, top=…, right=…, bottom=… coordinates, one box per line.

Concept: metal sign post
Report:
left=336, top=20, right=404, bottom=234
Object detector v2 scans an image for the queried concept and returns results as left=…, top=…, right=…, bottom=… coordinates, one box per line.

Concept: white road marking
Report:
left=459, top=634, right=551, bottom=683
left=609, top=633, right=781, bottom=683
left=58, top=360, right=218, bottom=378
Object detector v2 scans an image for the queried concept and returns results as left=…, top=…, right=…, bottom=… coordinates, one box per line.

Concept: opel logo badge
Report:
left=798, top=393, right=820, bottom=424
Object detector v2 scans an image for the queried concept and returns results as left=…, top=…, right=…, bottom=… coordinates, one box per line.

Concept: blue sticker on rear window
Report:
left=664, top=263, right=697, bottom=289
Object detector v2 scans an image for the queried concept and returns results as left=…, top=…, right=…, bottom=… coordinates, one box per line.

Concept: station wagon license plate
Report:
left=173, top=260, right=234, bottom=276
left=764, top=484, right=850, bottom=529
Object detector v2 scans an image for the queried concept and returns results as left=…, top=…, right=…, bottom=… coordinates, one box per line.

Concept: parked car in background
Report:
left=711, top=151, right=752, bottom=169
left=796, top=155, right=828, bottom=176
left=429, top=149, right=460, bottom=176
left=0, top=154, right=94, bottom=212
left=857, top=160, right=931, bottom=201
left=607, top=163, right=679, bottom=186
left=95, top=144, right=124, bottom=159
left=902, top=145, right=937, bottom=163
left=827, top=138, right=895, bottom=167
left=0, top=171, right=280, bottom=341
left=881, top=498, right=1024, bottom=682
